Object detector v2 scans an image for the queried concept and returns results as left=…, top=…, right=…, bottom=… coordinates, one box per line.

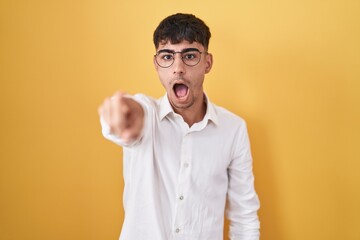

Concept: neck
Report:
left=173, top=93, right=207, bottom=127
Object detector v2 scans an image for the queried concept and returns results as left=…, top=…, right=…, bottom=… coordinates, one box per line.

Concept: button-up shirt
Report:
left=100, top=94, right=260, bottom=240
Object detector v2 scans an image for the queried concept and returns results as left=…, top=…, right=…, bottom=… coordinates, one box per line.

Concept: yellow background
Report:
left=1, top=0, right=359, bottom=239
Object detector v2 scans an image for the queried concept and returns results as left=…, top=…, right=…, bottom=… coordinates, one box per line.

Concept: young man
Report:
left=98, top=13, right=260, bottom=240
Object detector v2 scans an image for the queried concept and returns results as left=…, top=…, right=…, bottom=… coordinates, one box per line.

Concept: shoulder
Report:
left=210, top=102, right=247, bottom=129
left=132, top=93, right=157, bottom=106
left=130, top=94, right=161, bottom=114
left=209, top=102, right=251, bottom=145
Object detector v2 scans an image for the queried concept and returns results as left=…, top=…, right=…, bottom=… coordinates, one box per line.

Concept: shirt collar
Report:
left=159, top=93, right=219, bottom=126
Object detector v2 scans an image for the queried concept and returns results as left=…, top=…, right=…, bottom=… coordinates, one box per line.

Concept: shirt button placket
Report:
left=173, top=133, right=192, bottom=237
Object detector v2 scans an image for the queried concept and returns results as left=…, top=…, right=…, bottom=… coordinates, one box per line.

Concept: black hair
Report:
left=153, top=13, right=211, bottom=50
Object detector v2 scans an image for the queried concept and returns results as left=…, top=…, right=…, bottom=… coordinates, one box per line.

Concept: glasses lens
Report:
left=156, top=52, right=174, bottom=68
left=182, top=51, right=201, bottom=66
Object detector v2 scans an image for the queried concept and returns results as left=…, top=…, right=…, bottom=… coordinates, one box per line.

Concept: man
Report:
left=98, top=13, right=260, bottom=240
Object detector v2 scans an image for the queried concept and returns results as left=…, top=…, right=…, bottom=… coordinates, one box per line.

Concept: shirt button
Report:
left=183, top=163, right=189, bottom=168
left=175, top=228, right=180, bottom=233
left=179, top=195, right=184, bottom=200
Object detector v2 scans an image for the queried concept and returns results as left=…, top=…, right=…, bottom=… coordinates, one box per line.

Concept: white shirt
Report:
left=100, top=94, right=260, bottom=240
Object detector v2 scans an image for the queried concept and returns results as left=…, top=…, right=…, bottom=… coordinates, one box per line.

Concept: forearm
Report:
left=227, top=188, right=260, bottom=240
left=227, top=212, right=260, bottom=240
left=227, top=123, right=260, bottom=240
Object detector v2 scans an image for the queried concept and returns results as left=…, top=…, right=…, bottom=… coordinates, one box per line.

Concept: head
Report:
left=153, top=13, right=213, bottom=116
left=153, top=13, right=211, bottom=51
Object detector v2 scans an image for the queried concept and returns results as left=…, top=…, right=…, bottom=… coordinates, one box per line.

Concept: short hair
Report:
left=153, top=13, right=211, bottom=50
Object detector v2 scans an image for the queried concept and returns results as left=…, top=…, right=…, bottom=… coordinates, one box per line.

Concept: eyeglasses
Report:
left=154, top=48, right=206, bottom=68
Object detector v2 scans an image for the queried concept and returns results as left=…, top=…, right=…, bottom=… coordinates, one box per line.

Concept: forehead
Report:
left=157, top=40, right=204, bottom=51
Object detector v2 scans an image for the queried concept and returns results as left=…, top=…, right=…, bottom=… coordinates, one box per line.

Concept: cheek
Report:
left=157, top=72, right=170, bottom=88
left=191, top=72, right=206, bottom=86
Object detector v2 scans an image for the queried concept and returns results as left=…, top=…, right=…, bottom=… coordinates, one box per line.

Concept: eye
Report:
left=183, top=53, right=197, bottom=60
left=160, top=53, right=174, bottom=61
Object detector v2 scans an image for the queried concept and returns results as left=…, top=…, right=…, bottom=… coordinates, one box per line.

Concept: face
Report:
left=154, top=40, right=213, bottom=113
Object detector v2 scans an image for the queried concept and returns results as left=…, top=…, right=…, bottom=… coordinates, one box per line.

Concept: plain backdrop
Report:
left=0, top=0, right=359, bottom=239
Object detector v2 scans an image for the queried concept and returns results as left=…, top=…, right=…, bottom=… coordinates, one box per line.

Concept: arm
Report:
left=226, top=123, right=260, bottom=240
left=98, top=92, right=145, bottom=145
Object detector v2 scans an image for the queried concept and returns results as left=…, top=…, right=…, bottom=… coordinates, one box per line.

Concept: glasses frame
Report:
left=154, top=48, right=207, bottom=68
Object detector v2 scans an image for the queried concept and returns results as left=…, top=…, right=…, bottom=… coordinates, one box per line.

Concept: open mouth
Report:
left=173, top=83, right=189, bottom=98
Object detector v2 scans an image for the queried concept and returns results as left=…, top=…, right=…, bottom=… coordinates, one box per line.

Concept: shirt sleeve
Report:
left=99, top=94, right=148, bottom=148
left=226, top=121, right=260, bottom=240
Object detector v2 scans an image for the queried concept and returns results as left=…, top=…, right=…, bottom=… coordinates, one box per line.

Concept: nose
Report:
left=172, top=53, right=186, bottom=74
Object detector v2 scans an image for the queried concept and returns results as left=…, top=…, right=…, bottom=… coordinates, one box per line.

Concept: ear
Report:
left=204, top=53, right=213, bottom=74
left=153, top=56, right=159, bottom=70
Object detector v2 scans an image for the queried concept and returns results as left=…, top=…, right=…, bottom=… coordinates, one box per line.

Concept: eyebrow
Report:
left=157, top=48, right=201, bottom=54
